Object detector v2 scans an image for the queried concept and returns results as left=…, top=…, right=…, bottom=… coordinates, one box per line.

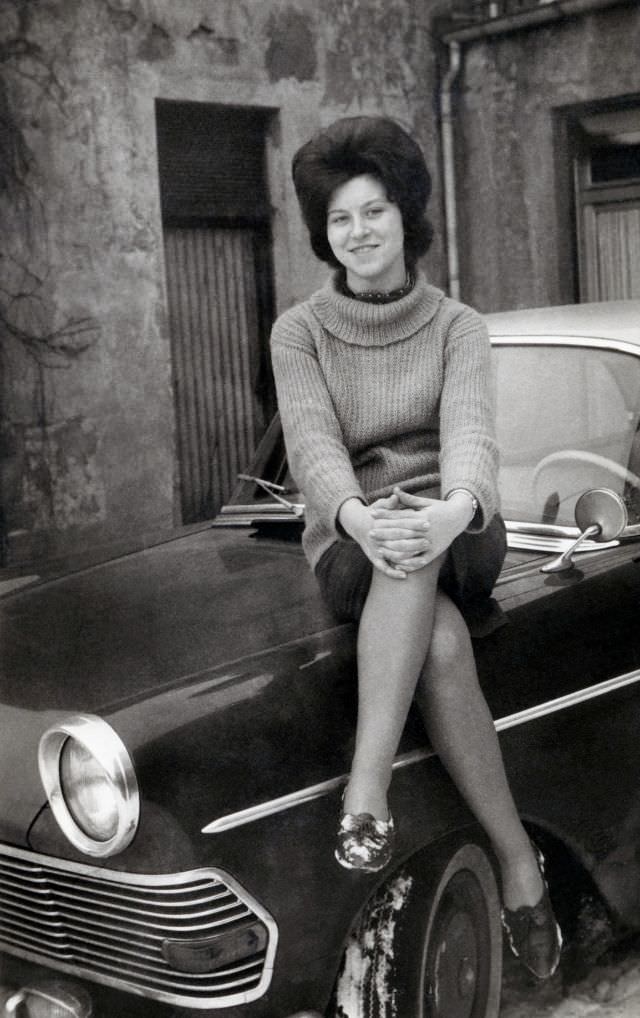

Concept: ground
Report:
left=501, top=938, right=640, bottom=1017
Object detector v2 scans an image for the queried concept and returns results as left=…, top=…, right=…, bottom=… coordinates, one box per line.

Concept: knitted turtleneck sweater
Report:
left=270, top=272, right=499, bottom=569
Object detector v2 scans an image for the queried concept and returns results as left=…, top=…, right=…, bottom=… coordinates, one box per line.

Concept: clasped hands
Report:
left=339, top=487, right=474, bottom=579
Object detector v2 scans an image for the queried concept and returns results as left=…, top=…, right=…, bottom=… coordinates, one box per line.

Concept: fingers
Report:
left=380, top=549, right=432, bottom=573
left=393, top=487, right=436, bottom=508
left=397, top=555, right=430, bottom=572
left=375, top=538, right=433, bottom=570
left=368, top=543, right=434, bottom=577
left=370, top=492, right=401, bottom=511
left=370, top=509, right=429, bottom=529
left=372, top=537, right=430, bottom=558
left=370, top=525, right=429, bottom=542
left=371, top=554, right=407, bottom=579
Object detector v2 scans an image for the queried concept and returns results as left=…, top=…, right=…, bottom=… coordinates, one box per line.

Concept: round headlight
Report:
left=38, top=715, right=139, bottom=858
left=59, top=738, right=120, bottom=842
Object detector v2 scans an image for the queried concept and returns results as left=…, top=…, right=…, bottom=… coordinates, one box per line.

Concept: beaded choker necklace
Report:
left=338, top=270, right=415, bottom=304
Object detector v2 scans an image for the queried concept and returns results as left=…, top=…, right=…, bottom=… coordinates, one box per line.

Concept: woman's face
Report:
left=326, top=174, right=406, bottom=293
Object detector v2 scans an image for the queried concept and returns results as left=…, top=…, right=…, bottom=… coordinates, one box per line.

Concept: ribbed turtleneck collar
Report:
left=309, top=271, right=444, bottom=347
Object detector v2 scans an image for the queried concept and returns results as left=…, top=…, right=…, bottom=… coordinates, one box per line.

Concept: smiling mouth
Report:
left=350, top=245, right=378, bottom=253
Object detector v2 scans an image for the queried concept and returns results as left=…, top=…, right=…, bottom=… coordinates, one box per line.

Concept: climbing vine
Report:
left=0, top=4, right=99, bottom=368
left=0, top=1, right=101, bottom=558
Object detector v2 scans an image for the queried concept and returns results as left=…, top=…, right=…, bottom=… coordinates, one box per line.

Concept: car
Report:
left=1, top=299, right=640, bottom=1018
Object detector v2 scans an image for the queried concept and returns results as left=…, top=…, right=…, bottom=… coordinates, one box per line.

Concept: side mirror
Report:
left=541, top=488, right=628, bottom=574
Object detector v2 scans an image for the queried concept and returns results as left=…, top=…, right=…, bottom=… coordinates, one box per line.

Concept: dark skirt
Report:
left=314, top=513, right=508, bottom=639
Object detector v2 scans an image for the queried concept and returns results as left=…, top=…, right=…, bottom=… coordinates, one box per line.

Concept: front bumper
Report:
left=0, top=967, right=323, bottom=1018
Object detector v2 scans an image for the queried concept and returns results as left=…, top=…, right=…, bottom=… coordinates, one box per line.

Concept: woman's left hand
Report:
left=369, top=487, right=474, bottom=569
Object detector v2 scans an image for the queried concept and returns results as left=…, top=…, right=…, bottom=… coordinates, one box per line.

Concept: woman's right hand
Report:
left=338, top=496, right=431, bottom=578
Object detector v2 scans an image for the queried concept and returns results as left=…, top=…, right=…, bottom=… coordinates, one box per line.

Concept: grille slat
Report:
left=53, top=927, right=164, bottom=963
left=0, top=844, right=275, bottom=1008
left=0, top=919, right=73, bottom=952
left=0, top=890, right=65, bottom=925
left=50, top=881, right=237, bottom=909
left=39, top=896, right=252, bottom=933
left=0, top=873, right=248, bottom=928
left=73, top=947, right=266, bottom=991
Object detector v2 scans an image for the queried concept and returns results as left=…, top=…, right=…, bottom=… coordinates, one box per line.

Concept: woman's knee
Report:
left=427, top=594, right=473, bottom=674
left=368, top=555, right=441, bottom=603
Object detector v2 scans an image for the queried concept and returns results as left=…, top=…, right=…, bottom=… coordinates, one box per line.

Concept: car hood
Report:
left=0, top=525, right=557, bottom=857
left=1, top=526, right=330, bottom=713
left=0, top=525, right=338, bottom=844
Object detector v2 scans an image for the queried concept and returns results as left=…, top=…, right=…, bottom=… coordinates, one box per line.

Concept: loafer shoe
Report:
left=502, top=848, right=562, bottom=979
left=335, top=811, right=395, bottom=872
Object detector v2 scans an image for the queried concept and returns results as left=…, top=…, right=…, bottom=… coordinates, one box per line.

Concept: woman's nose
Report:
left=350, top=215, right=369, bottom=238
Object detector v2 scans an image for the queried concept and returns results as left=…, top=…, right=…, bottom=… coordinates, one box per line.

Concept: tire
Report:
left=329, top=839, right=502, bottom=1018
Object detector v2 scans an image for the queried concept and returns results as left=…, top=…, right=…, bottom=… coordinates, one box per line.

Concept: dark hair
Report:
left=292, top=115, right=434, bottom=269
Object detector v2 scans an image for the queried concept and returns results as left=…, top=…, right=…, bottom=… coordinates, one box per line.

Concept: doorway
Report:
left=156, top=101, right=276, bottom=523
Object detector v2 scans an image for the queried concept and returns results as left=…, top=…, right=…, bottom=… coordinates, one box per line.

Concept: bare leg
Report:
left=415, top=590, right=543, bottom=909
left=343, top=556, right=444, bottom=821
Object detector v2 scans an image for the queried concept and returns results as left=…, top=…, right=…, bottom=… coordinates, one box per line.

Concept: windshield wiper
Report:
left=237, top=474, right=305, bottom=517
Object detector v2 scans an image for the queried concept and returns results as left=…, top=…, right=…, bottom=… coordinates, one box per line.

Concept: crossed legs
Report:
left=343, top=555, right=443, bottom=822
left=415, top=590, right=543, bottom=909
left=343, top=559, right=543, bottom=910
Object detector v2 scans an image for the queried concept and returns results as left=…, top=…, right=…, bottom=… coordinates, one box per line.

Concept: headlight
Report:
left=59, top=738, right=120, bottom=842
left=38, top=715, right=139, bottom=858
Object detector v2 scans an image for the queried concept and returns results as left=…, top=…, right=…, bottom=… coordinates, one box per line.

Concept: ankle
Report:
left=501, top=852, right=544, bottom=910
left=343, top=780, right=389, bottom=821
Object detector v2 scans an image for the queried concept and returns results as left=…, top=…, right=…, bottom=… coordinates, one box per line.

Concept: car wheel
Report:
left=330, top=839, right=502, bottom=1018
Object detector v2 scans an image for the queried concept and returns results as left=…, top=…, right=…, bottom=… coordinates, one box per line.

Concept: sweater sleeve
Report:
left=439, top=305, right=500, bottom=531
left=270, top=308, right=365, bottom=539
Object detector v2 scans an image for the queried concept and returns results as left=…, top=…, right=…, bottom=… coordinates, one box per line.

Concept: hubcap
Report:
left=427, top=873, right=489, bottom=1018
left=458, top=953, right=477, bottom=997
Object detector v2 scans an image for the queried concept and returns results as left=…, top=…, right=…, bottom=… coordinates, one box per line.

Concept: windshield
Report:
left=493, top=342, right=640, bottom=528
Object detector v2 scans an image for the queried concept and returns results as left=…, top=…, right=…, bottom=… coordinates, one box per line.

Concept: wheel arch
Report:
left=326, top=824, right=503, bottom=1018
left=522, top=818, right=617, bottom=976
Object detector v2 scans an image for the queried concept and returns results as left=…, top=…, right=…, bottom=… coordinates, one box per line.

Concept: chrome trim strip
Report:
left=0, top=845, right=278, bottom=1009
left=490, top=335, right=640, bottom=356
left=494, top=668, right=640, bottom=731
left=505, top=520, right=640, bottom=548
left=202, top=667, right=640, bottom=834
left=217, top=503, right=296, bottom=516
left=506, top=532, right=619, bottom=554
left=202, top=777, right=347, bottom=834
left=213, top=513, right=297, bottom=527
left=506, top=520, right=583, bottom=539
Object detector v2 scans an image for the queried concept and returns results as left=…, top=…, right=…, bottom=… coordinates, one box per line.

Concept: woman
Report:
left=270, top=115, right=561, bottom=980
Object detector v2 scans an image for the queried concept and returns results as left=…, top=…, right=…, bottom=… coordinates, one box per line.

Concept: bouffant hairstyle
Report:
left=292, top=115, right=434, bottom=269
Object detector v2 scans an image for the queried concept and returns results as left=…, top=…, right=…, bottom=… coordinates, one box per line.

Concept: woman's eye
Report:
left=366, top=207, right=384, bottom=217
left=329, top=215, right=348, bottom=226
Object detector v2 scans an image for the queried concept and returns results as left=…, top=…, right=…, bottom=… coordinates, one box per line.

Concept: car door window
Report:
left=493, top=343, right=640, bottom=527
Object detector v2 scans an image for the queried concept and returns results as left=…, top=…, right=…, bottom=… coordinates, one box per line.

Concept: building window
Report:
left=573, top=104, right=640, bottom=302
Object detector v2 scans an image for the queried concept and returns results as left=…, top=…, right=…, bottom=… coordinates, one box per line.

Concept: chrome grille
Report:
left=0, top=845, right=277, bottom=1009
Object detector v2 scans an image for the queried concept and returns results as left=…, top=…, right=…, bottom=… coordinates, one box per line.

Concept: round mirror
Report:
left=574, top=488, right=628, bottom=542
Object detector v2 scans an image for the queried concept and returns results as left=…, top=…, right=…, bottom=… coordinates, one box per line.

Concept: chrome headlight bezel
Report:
left=38, top=714, right=139, bottom=858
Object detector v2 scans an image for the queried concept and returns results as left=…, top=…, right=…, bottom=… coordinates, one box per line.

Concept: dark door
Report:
left=156, top=101, right=276, bottom=522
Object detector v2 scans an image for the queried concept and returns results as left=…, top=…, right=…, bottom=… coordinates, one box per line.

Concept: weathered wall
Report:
left=0, top=0, right=443, bottom=565
left=454, top=2, right=640, bottom=313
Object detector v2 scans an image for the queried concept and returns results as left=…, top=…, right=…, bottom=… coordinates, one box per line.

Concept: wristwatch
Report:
left=446, top=488, right=479, bottom=519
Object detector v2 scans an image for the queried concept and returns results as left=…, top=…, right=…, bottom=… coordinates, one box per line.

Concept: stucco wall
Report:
left=454, top=2, right=640, bottom=313
left=0, top=0, right=442, bottom=565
